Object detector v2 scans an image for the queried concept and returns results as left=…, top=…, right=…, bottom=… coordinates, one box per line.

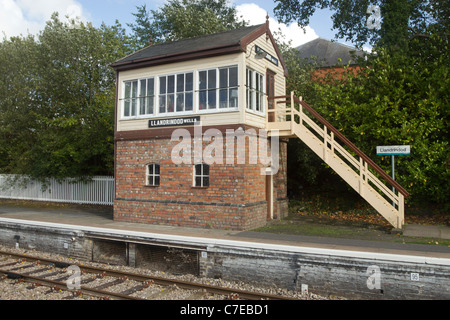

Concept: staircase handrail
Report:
left=288, top=95, right=409, bottom=198
left=267, top=94, right=410, bottom=198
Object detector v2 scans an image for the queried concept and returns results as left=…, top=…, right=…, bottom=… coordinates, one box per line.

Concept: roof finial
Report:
left=149, top=37, right=153, bottom=46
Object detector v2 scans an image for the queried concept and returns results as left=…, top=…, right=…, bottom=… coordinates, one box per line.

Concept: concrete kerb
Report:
left=403, top=224, right=450, bottom=240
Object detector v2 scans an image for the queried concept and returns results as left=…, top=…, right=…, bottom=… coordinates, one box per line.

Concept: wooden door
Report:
left=266, top=71, right=275, bottom=122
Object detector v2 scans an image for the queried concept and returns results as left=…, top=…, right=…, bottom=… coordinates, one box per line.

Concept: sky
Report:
left=0, top=0, right=354, bottom=49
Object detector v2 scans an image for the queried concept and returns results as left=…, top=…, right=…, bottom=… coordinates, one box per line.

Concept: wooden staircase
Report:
left=267, top=92, right=409, bottom=229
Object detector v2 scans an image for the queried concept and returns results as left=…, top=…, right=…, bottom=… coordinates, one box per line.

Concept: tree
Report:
left=0, top=14, right=132, bottom=182
left=282, top=30, right=449, bottom=206
left=0, top=35, right=40, bottom=174
left=274, top=1, right=449, bottom=207
left=274, top=0, right=449, bottom=50
left=128, top=0, right=247, bottom=49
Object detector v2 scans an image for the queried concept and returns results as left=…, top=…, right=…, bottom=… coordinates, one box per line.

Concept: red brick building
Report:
left=296, top=38, right=365, bottom=81
left=111, top=23, right=289, bottom=230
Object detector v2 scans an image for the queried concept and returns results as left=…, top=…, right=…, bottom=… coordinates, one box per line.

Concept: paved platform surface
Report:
left=0, top=204, right=449, bottom=260
left=403, top=223, right=450, bottom=240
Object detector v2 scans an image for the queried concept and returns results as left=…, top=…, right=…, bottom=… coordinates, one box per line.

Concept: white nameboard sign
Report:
left=149, top=116, right=200, bottom=128
left=376, top=145, right=410, bottom=156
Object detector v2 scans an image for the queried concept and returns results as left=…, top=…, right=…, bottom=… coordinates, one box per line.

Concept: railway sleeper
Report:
left=8, top=263, right=36, bottom=271
left=93, top=278, right=125, bottom=290
left=0, top=261, right=22, bottom=268
left=22, top=267, right=53, bottom=275
left=119, top=284, right=149, bottom=296
left=6, top=272, right=24, bottom=280
left=146, top=285, right=177, bottom=300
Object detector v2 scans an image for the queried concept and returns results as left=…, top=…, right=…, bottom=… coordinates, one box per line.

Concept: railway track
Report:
left=0, top=250, right=298, bottom=300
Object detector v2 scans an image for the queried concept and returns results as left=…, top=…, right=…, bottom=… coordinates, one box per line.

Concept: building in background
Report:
left=296, top=38, right=366, bottom=80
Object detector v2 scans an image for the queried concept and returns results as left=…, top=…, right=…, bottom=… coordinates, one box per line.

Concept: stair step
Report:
left=269, top=101, right=405, bottom=229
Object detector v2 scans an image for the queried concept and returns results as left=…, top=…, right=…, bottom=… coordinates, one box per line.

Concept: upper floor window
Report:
left=199, top=66, right=238, bottom=111
left=159, top=72, right=194, bottom=114
left=123, top=78, right=155, bottom=118
left=246, top=68, right=264, bottom=113
left=122, top=65, right=239, bottom=118
left=139, top=78, right=155, bottom=116
left=123, top=80, right=137, bottom=117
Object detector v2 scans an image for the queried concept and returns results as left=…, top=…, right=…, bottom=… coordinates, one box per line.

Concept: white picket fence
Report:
left=0, top=175, right=114, bottom=205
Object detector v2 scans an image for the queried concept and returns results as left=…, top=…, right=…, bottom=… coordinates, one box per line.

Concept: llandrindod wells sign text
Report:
left=149, top=116, right=200, bottom=128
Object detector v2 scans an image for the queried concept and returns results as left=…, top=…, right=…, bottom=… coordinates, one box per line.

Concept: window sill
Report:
left=246, top=109, right=265, bottom=117
left=120, top=108, right=239, bottom=121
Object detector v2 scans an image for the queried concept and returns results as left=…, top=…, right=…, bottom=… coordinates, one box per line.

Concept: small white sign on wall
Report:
left=411, top=273, right=420, bottom=281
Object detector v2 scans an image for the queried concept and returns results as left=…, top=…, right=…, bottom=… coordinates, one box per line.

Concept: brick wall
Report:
left=114, top=127, right=288, bottom=230
left=200, top=245, right=450, bottom=299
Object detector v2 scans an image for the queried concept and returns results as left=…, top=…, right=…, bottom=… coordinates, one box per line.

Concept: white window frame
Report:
left=193, top=163, right=210, bottom=187
left=158, top=71, right=194, bottom=115
left=146, top=163, right=160, bottom=186
left=122, top=77, right=155, bottom=119
left=246, top=68, right=265, bottom=114
left=198, top=65, right=239, bottom=113
left=121, top=65, right=240, bottom=119
left=123, top=79, right=138, bottom=118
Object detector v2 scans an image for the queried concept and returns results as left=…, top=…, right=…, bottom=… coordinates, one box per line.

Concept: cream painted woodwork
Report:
left=267, top=92, right=409, bottom=229
left=116, top=32, right=286, bottom=132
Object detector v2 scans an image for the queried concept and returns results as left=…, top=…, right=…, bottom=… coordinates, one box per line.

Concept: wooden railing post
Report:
left=331, top=131, right=335, bottom=154
left=398, top=193, right=405, bottom=228
left=359, top=157, right=366, bottom=197
left=323, top=125, right=328, bottom=162
left=300, top=96, right=303, bottom=127
left=359, top=157, right=363, bottom=195
left=290, top=91, right=294, bottom=130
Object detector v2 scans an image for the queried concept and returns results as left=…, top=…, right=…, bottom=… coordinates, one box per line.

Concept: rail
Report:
left=0, top=250, right=298, bottom=300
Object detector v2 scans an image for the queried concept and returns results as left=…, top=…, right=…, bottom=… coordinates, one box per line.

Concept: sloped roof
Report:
left=111, top=23, right=287, bottom=74
left=296, top=38, right=365, bottom=67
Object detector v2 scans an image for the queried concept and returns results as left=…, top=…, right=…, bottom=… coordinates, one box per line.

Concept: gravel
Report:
left=0, top=244, right=346, bottom=300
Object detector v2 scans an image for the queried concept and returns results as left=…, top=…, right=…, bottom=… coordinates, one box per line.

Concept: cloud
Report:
left=0, top=0, right=88, bottom=39
left=236, top=3, right=318, bottom=48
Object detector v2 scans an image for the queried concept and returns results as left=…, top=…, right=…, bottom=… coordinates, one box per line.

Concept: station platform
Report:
left=0, top=203, right=449, bottom=261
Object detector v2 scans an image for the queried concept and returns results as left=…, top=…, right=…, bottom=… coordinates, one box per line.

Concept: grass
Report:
left=285, top=188, right=449, bottom=226
left=252, top=189, right=450, bottom=246
left=257, top=220, right=377, bottom=238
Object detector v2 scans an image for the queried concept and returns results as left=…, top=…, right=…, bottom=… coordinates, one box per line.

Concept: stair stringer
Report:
left=291, top=122, right=403, bottom=228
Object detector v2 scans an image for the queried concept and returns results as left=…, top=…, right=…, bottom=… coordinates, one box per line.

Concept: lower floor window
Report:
left=194, top=163, right=209, bottom=187
left=146, top=163, right=160, bottom=186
